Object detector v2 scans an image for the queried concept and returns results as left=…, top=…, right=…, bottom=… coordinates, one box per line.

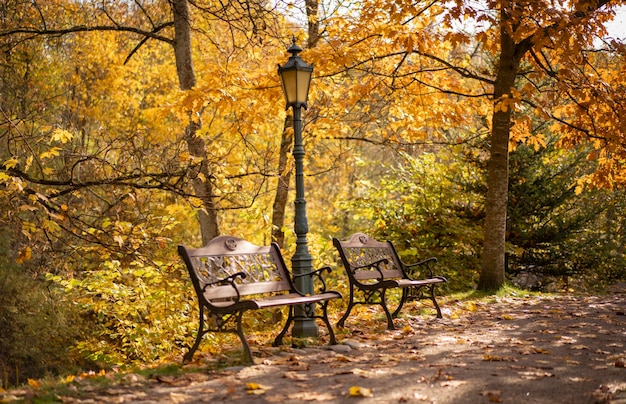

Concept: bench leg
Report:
left=337, top=285, right=355, bottom=328
left=183, top=304, right=206, bottom=364
left=392, top=288, right=408, bottom=319
left=274, top=303, right=337, bottom=346
left=273, top=307, right=294, bottom=347
left=234, top=310, right=254, bottom=363
left=430, top=285, right=443, bottom=319
left=318, top=300, right=338, bottom=345
left=380, top=288, right=395, bottom=330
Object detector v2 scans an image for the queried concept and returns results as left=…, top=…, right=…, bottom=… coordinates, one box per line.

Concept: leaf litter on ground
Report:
left=2, top=293, right=625, bottom=403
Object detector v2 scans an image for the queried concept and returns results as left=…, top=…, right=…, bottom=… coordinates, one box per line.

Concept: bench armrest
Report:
left=293, top=265, right=334, bottom=294
left=351, top=257, right=389, bottom=282
left=202, top=271, right=247, bottom=302
left=403, top=257, right=438, bottom=278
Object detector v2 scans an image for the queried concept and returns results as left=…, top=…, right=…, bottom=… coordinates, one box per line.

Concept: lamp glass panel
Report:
left=296, top=70, right=312, bottom=104
left=280, top=70, right=298, bottom=105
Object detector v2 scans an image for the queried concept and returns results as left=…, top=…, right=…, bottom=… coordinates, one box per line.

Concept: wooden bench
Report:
left=333, top=233, right=447, bottom=330
left=178, top=235, right=342, bottom=363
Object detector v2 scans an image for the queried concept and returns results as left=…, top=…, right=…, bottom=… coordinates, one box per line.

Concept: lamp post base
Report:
left=291, top=255, right=319, bottom=338
left=292, top=315, right=319, bottom=338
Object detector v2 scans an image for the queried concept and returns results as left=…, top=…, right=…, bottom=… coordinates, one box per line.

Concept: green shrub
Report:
left=338, top=151, right=483, bottom=292
left=0, top=229, right=88, bottom=388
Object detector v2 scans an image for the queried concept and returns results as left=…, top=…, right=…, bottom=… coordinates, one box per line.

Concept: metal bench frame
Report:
left=333, top=233, right=447, bottom=330
left=178, top=236, right=342, bottom=363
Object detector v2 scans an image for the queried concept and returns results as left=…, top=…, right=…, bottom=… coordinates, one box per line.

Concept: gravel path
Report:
left=5, top=294, right=626, bottom=403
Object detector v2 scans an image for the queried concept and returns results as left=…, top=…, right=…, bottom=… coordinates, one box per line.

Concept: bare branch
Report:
left=0, top=23, right=174, bottom=45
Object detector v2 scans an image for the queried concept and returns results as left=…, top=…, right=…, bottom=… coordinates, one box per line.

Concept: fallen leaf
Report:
left=569, top=377, right=592, bottom=382
left=349, top=386, right=373, bottom=397
left=283, top=371, right=309, bottom=381
left=481, top=390, right=502, bottom=402
left=311, top=372, right=334, bottom=378
left=380, top=354, right=400, bottom=361
left=170, top=392, right=194, bottom=403
left=483, top=355, right=516, bottom=362
left=288, top=392, right=337, bottom=401
left=518, top=370, right=554, bottom=379
left=246, top=382, right=272, bottom=394
left=289, top=362, right=310, bottom=371
left=595, top=349, right=611, bottom=355
left=352, top=368, right=370, bottom=377
left=27, top=379, right=42, bottom=389
left=440, top=380, right=467, bottom=387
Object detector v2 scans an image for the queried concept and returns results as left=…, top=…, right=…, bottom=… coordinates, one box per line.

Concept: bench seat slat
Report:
left=252, top=292, right=342, bottom=309
left=395, top=278, right=447, bottom=287
left=207, top=291, right=343, bottom=310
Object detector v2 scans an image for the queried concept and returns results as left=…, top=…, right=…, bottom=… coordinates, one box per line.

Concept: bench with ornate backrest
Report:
left=178, top=236, right=342, bottom=363
left=333, top=233, right=447, bottom=330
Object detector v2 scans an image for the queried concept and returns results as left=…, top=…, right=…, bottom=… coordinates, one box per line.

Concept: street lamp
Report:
left=278, top=38, right=317, bottom=337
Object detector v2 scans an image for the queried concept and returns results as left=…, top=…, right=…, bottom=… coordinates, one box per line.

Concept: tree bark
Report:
left=172, top=0, right=220, bottom=244
left=271, top=114, right=293, bottom=246
left=477, top=6, right=522, bottom=291
left=306, top=0, right=320, bottom=48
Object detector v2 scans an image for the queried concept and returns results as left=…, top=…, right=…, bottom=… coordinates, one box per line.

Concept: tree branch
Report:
left=0, top=23, right=174, bottom=45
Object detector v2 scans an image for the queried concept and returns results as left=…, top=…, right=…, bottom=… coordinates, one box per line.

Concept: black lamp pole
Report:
left=278, top=38, right=317, bottom=337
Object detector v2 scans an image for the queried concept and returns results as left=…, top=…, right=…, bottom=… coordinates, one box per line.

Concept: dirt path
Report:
left=7, top=294, right=626, bottom=403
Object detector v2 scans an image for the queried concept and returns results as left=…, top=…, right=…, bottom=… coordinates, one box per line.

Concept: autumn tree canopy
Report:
left=1, top=0, right=625, bottom=382
left=302, top=0, right=626, bottom=289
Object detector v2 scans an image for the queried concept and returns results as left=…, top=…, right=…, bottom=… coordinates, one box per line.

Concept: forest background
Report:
left=1, top=0, right=626, bottom=389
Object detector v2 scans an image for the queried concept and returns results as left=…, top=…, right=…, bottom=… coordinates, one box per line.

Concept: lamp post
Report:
left=278, top=38, right=317, bottom=337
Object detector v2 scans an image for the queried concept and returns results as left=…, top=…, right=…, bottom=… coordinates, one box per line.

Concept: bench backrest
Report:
left=178, top=236, right=293, bottom=305
left=333, top=233, right=404, bottom=281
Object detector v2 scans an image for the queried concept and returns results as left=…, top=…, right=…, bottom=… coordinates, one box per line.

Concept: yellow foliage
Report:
left=39, top=147, right=62, bottom=160
left=3, top=157, right=18, bottom=169
left=51, top=128, right=74, bottom=143
left=42, top=219, right=62, bottom=235
left=493, top=95, right=517, bottom=113
left=27, top=379, right=42, bottom=389
left=16, top=246, right=32, bottom=263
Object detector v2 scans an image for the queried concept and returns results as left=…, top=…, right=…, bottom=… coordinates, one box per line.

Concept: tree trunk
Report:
left=477, top=9, right=522, bottom=291
left=172, top=0, right=220, bottom=244
left=477, top=1, right=610, bottom=291
left=271, top=114, right=293, bottom=246
left=306, top=0, right=320, bottom=48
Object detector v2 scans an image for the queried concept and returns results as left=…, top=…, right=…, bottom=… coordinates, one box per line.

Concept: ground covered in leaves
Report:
left=4, top=293, right=626, bottom=403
